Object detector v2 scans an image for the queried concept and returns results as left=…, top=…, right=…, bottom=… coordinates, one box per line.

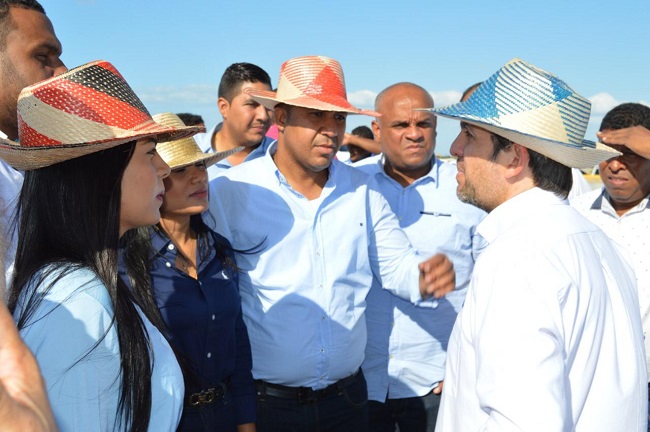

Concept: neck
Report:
left=272, top=148, right=328, bottom=200
left=213, top=125, right=259, bottom=166
left=383, top=159, right=432, bottom=187
left=610, top=197, right=645, bottom=217
left=159, top=214, right=194, bottom=244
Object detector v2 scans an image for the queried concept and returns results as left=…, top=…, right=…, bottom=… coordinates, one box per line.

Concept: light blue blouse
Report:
left=15, top=266, right=184, bottom=431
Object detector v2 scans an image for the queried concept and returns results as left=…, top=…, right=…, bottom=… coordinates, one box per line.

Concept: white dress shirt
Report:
left=572, top=188, right=650, bottom=380
left=437, top=188, right=647, bottom=432
left=208, top=144, right=425, bottom=390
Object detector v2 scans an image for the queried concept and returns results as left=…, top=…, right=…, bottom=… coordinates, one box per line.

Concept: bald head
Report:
left=375, top=82, right=434, bottom=114
left=372, top=82, right=436, bottom=186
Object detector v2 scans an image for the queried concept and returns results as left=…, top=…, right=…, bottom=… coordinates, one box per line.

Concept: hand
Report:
left=342, top=133, right=354, bottom=146
left=0, top=303, right=57, bottom=431
left=598, top=126, right=650, bottom=159
left=237, top=423, right=256, bottom=432
left=418, top=253, right=455, bottom=299
left=433, top=380, right=444, bottom=395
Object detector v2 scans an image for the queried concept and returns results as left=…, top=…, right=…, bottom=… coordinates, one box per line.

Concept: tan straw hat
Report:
left=0, top=60, right=201, bottom=171
left=246, top=55, right=380, bottom=117
left=152, top=112, right=243, bottom=169
left=424, top=58, right=620, bottom=169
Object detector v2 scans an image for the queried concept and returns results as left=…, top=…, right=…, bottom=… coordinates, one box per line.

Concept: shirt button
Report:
left=212, top=314, right=216, bottom=320
left=168, top=244, right=174, bottom=250
left=321, top=316, right=326, bottom=320
left=320, top=348, right=325, bottom=353
left=316, top=251, right=321, bottom=256
left=165, top=262, right=171, bottom=268
left=207, top=352, right=212, bottom=359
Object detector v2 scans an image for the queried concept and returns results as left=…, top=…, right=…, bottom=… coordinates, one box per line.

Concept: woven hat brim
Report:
left=0, top=124, right=201, bottom=171
left=168, top=147, right=244, bottom=170
left=246, top=88, right=380, bottom=117
left=424, top=109, right=620, bottom=169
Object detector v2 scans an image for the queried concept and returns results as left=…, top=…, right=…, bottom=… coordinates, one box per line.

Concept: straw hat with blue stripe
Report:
left=424, top=58, right=620, bottom=169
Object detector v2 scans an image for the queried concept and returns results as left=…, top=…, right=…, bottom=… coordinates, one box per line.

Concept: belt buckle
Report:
left=296, top=387, right=315, bottom=403
left=189, top=388, right=216, bottom=406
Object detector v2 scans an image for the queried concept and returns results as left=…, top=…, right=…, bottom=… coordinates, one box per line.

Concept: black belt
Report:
left=185, top=379, right=229, bottom=407
left=255, top=370, right=360, bottom=403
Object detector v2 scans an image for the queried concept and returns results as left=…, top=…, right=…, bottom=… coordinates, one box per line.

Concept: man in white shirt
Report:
left=572, top=102, right=650, bottom=426
left=0, top=0, right=65, bottom=298
left=429, top=58, right=647, bottom=432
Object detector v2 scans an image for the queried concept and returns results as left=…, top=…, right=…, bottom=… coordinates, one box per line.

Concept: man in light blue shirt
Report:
left=208, top=55, right=455, bottom=432
left=356, top=83, right=486, bottom=432
left=194, top=62, right=275, bottom=180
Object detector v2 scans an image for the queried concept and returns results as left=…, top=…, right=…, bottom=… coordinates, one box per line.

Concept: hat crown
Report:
left=453, top=58, right=592, bottom=147
left=17, top=60, right=156, bottom=147
left=275, top=56, right=348, bottom=104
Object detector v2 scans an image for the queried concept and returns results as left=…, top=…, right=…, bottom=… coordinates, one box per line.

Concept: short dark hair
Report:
left=461, top=82, right=482, bottom=102
left=490, top=133, right=573, bottom=198
left=351, top=125, right=374, bottom=140
left=218, top=62, right=271, bottom=102
left=600, top=103, right=650, bottom=132
left=0, top=0, right=45, bottom=48
left=176, top=112, right=204, bottom=127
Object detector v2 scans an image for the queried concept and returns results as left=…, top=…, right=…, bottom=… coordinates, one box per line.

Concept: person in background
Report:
left=571, top=102, right=650, bottom=429
left=430, top=58, right=646, bottom=432
left=358, top=82, right=486, bottom=432
left=2, top=60, right=200, bottom=431
left=341, top=125, right=377, bottom=163
left=177, top=112, right=205, bottom=129
left=195, top=62, right=274, bottom=180
left=0, top=0, right=65, bottom=300
left=122, top=113, right=255, bottom=432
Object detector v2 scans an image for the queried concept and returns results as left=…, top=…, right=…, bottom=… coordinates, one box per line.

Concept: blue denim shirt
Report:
left=120, top=228, right=255, bottom=424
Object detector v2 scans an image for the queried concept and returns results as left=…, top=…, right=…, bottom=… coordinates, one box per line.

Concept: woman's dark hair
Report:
left=8, top=142, right=159, bottom=432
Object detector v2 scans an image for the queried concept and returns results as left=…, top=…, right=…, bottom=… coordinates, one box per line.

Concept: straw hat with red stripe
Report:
left=0, top=60, right=202, bottom=171
left=245, top=55, right=380, bottom=117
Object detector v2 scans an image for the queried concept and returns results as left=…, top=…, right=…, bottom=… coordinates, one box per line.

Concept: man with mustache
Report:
left=195, top=62, right=275, bottom=180
left=430, top=59, right=646, bottom=431
left=357, top=82, right=485, bottom=432
left=572, top=103, right=650, bottom=429
left=209, top=56, right=456, bottom=431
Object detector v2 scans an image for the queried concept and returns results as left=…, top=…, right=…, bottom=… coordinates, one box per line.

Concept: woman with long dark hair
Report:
left=121, top=113, right=255, bottom=431
left=0, top=61, right=200, bottom=431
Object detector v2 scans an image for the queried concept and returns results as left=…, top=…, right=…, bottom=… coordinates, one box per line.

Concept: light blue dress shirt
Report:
left=208, top=144, right=427, bottom=390
left=15, top=266, right=184, bottom=431
left=195, top=122, right=276, bottom=180
left=356, top=155, right=486, bottom=401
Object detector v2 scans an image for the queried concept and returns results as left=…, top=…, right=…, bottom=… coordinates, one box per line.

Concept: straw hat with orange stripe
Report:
left=0, top=60, right=202, bottom=171
left=245, top=55, right=380, bottom=117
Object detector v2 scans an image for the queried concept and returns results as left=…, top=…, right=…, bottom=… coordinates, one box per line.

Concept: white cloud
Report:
left=431, top=90, right=462, bottom=107
left=137, top=84, right=218, bottom=105
left=589, top=92, right=620, bottom=115
left=347, top=90, right=377, bottom=108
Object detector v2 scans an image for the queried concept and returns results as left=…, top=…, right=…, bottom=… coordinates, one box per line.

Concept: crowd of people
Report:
left=0, top=1, right=648, bottom=431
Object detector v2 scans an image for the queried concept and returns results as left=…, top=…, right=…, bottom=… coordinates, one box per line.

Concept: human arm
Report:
left=418, top=254, right=455, bottom=299
left=598, top=126, right=650, bottom=159
left=343, top=133, right=381, bottom=154
left=0, top=303, right=57, bottom=432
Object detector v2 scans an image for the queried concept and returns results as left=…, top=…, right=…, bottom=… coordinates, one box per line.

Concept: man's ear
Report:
left=502, top=143, right=529, bottom=179
left=371, top=120, right=381, bottom=143
left=275, top=106, right=288, bottom=132
left=217, top=97, right=229, bottom=118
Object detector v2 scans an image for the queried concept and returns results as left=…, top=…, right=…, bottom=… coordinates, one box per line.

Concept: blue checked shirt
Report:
left=208, top=143, right=428, bottom=390
left=355, top=155, right=486, bottom=401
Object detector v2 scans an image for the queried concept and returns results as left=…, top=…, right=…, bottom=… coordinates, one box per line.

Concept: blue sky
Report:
left=42, top=0, right=650, bottom=156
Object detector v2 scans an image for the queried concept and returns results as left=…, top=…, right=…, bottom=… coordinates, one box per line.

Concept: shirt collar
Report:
left=378, top=154, right=439, bottom=188
left=590, top=189, right=650, bottom=216
left=477, top=187, right=566, bottom=245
